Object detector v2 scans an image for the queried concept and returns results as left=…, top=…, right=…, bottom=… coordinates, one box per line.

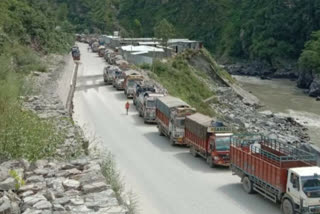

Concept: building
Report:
left=168, top=39, right=202, bottom=53
left=120, top=45, right=165, bottom=65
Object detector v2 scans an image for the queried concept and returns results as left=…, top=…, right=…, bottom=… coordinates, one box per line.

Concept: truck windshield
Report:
left=128, top=80, right=135, bottom=87
left=146, top=100, right=155, bottom=108
left=215, top=137, right=231, bottom=151
left=302, top=176, right=320, bottom=198
left=175, top=118, right=185, bottom=128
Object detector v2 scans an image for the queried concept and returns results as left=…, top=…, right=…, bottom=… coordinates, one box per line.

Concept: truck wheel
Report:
left=190, top=146, right=198, bottom=157
left=170, top=138, right=175, bottom=146
left=158, top=127, right=164, bottom=136
left=281, top=199, right=294, bottom=214
left=242, top=176, right=254, bottom=194
left=206, top=156, right=215, bottom=168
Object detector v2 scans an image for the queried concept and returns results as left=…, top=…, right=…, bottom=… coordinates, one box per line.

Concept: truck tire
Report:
left=206, top=156, right=215, bottom=168
left=281, top=199, right=294, bottom=214
left=170, top=138, right=175, bottom=146
left=158, top=127, right=164, bottom=136
left=242, top=176, right=254, bottom=194
left=190, top=146, right=198, bottom=157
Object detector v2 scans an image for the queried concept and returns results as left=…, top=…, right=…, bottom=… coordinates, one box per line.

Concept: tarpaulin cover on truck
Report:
left=156, top=96, right=189, bottom=118
left=185, top=113, right=214, bottom=139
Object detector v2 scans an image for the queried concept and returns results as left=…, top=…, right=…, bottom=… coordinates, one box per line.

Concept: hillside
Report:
left=0, top=0, right=74, bottom=161
left=117, top=0, right=320, bottom=64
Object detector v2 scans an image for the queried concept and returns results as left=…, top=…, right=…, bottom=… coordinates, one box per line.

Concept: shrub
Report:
left=0, top=73, right=64, bottom=162
left=152, top=57, right=216, bottom=116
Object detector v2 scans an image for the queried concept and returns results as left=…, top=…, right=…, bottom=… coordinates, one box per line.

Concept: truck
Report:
left=185, top=113, right=233, bottom=167
left=103, top=66, right=121, bottom=85
left=112, top=70, right=123, bottom=88
left=230, top=134, right=320, bottom=214
left=98, top=46, right=106, bottom=57
left=133, top=83, right=156, bottom=106
left=71, top=46, right=80, bottom=60
left=123, top=71, right=144, bottom=98
left=156, top=96, right=195, bottom=145
left=136, top=92, right=164, bottom=123
left=91, top=42, right=99, bottom=52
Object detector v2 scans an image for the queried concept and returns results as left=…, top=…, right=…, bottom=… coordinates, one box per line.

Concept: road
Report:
left=73, top=43, right=281, bottom=214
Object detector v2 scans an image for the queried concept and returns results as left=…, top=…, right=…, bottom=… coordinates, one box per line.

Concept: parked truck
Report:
left=71, top=46, right=80, bottom=61
left=91, top=42, right=99, bottom=52
left=156, top=96, right=195, bottom=145
left=231, top=134, right=320, bottom=214
left=103, top=66, right=121, bottom=85
left=123, top=71, right=144, bottom=98
left=133, top=84, right=156, bottom=106
left=136, top=92, right=164, bottom=123
left=98, top=46, right=106, bottom=57
left=185, top=113, right=233, bottom=167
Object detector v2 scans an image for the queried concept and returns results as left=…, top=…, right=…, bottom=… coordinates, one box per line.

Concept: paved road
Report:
left=73, top=43, right=281, bottom=214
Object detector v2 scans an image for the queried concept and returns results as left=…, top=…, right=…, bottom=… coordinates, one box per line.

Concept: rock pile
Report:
left=22, top=94, right=85, bottom=159
left=0, top=158, right=127, bottom=214
left=212, top=87, right=310, bottom=144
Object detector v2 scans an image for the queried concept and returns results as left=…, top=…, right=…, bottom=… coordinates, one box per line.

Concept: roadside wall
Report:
left=57, top=55, right=75, bottom=107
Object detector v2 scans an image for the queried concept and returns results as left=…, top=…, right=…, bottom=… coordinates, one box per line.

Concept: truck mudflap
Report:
left=213, top=160, right=230, bottom=167
left=172, top=137, right=187, bottom=145
left=144, top=117, right=156, bottom=123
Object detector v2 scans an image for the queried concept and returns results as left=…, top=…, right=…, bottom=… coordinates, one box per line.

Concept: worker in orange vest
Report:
left=125, top=101, right=130, bottom=115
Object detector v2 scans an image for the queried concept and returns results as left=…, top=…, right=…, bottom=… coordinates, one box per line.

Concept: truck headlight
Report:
left=213, top=156, right=220, bottom=161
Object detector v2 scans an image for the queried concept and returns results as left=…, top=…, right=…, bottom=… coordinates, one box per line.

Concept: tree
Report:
left=154, top=19, right=176, bottom=52
left=299, top=30, right=320, bottom=74
left=133, top=19, right=142, bottom=37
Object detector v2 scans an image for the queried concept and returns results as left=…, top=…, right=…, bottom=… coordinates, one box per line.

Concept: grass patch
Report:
left=151, top=55, right=216, bottom=116
left=101, top=152, right=138, bottom=214
left=0, top=73, right=65, bottom=162
left=200, top=49, right=236, bottom=84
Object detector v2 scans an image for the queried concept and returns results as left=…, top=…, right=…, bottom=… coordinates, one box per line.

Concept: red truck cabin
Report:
left=210, top=133, right=232, bottom=166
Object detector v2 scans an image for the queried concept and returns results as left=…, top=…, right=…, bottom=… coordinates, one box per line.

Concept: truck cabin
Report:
left=144, top=93, right=164, bottom=109
left=172, top=106, right=195, bottom=130
left=209, top=133, right=233, bottom=152
left=136, top=85, right=156, bottom=97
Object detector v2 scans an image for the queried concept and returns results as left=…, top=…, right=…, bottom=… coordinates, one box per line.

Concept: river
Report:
left=233, top=76, right=320, bottom=146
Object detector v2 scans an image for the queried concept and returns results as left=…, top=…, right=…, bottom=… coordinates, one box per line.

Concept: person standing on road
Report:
left=125, top=101, right=130, bottom=115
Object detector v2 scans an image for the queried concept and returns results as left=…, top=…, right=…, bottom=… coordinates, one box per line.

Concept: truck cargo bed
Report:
left=231, top=135, right=316, bottom=192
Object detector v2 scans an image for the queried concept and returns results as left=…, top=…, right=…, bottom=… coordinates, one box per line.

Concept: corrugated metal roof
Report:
left=157, top=96, right=189, bottom=108
left=121, top=45, right=164, bottom=53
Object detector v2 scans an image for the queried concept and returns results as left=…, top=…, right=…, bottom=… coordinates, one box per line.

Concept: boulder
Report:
left=309, top=77, right=320, bottom=97
left=23, top=194, right=47, bottom=207
left=26, top=175, right=44, bottom=183
left=297, top=70, right=313, bottom=89
left=62, top=179, right=80, bottom=189
left=22, top=208, right=42, bottom=214
left=97, top=206, right=128, bottom=214
left=0, top=178, right=16, bottom=191
left=0, top=197, right=11, bottom=214
left=82, top=182, right=108, bottom=194
left=53, top=203, right=65, bottom=211
left=33, top=200, right=52, bottom=210
left=53, top=197, right=70, bottom=206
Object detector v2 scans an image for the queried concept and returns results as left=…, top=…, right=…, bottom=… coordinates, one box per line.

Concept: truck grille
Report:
left=309, top=206, right=320, bottom=213
left=219, top=154, right=230, bottom=160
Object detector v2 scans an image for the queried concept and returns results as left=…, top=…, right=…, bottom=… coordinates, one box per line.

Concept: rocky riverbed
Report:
left=0, top=55, right=129, bottom=214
